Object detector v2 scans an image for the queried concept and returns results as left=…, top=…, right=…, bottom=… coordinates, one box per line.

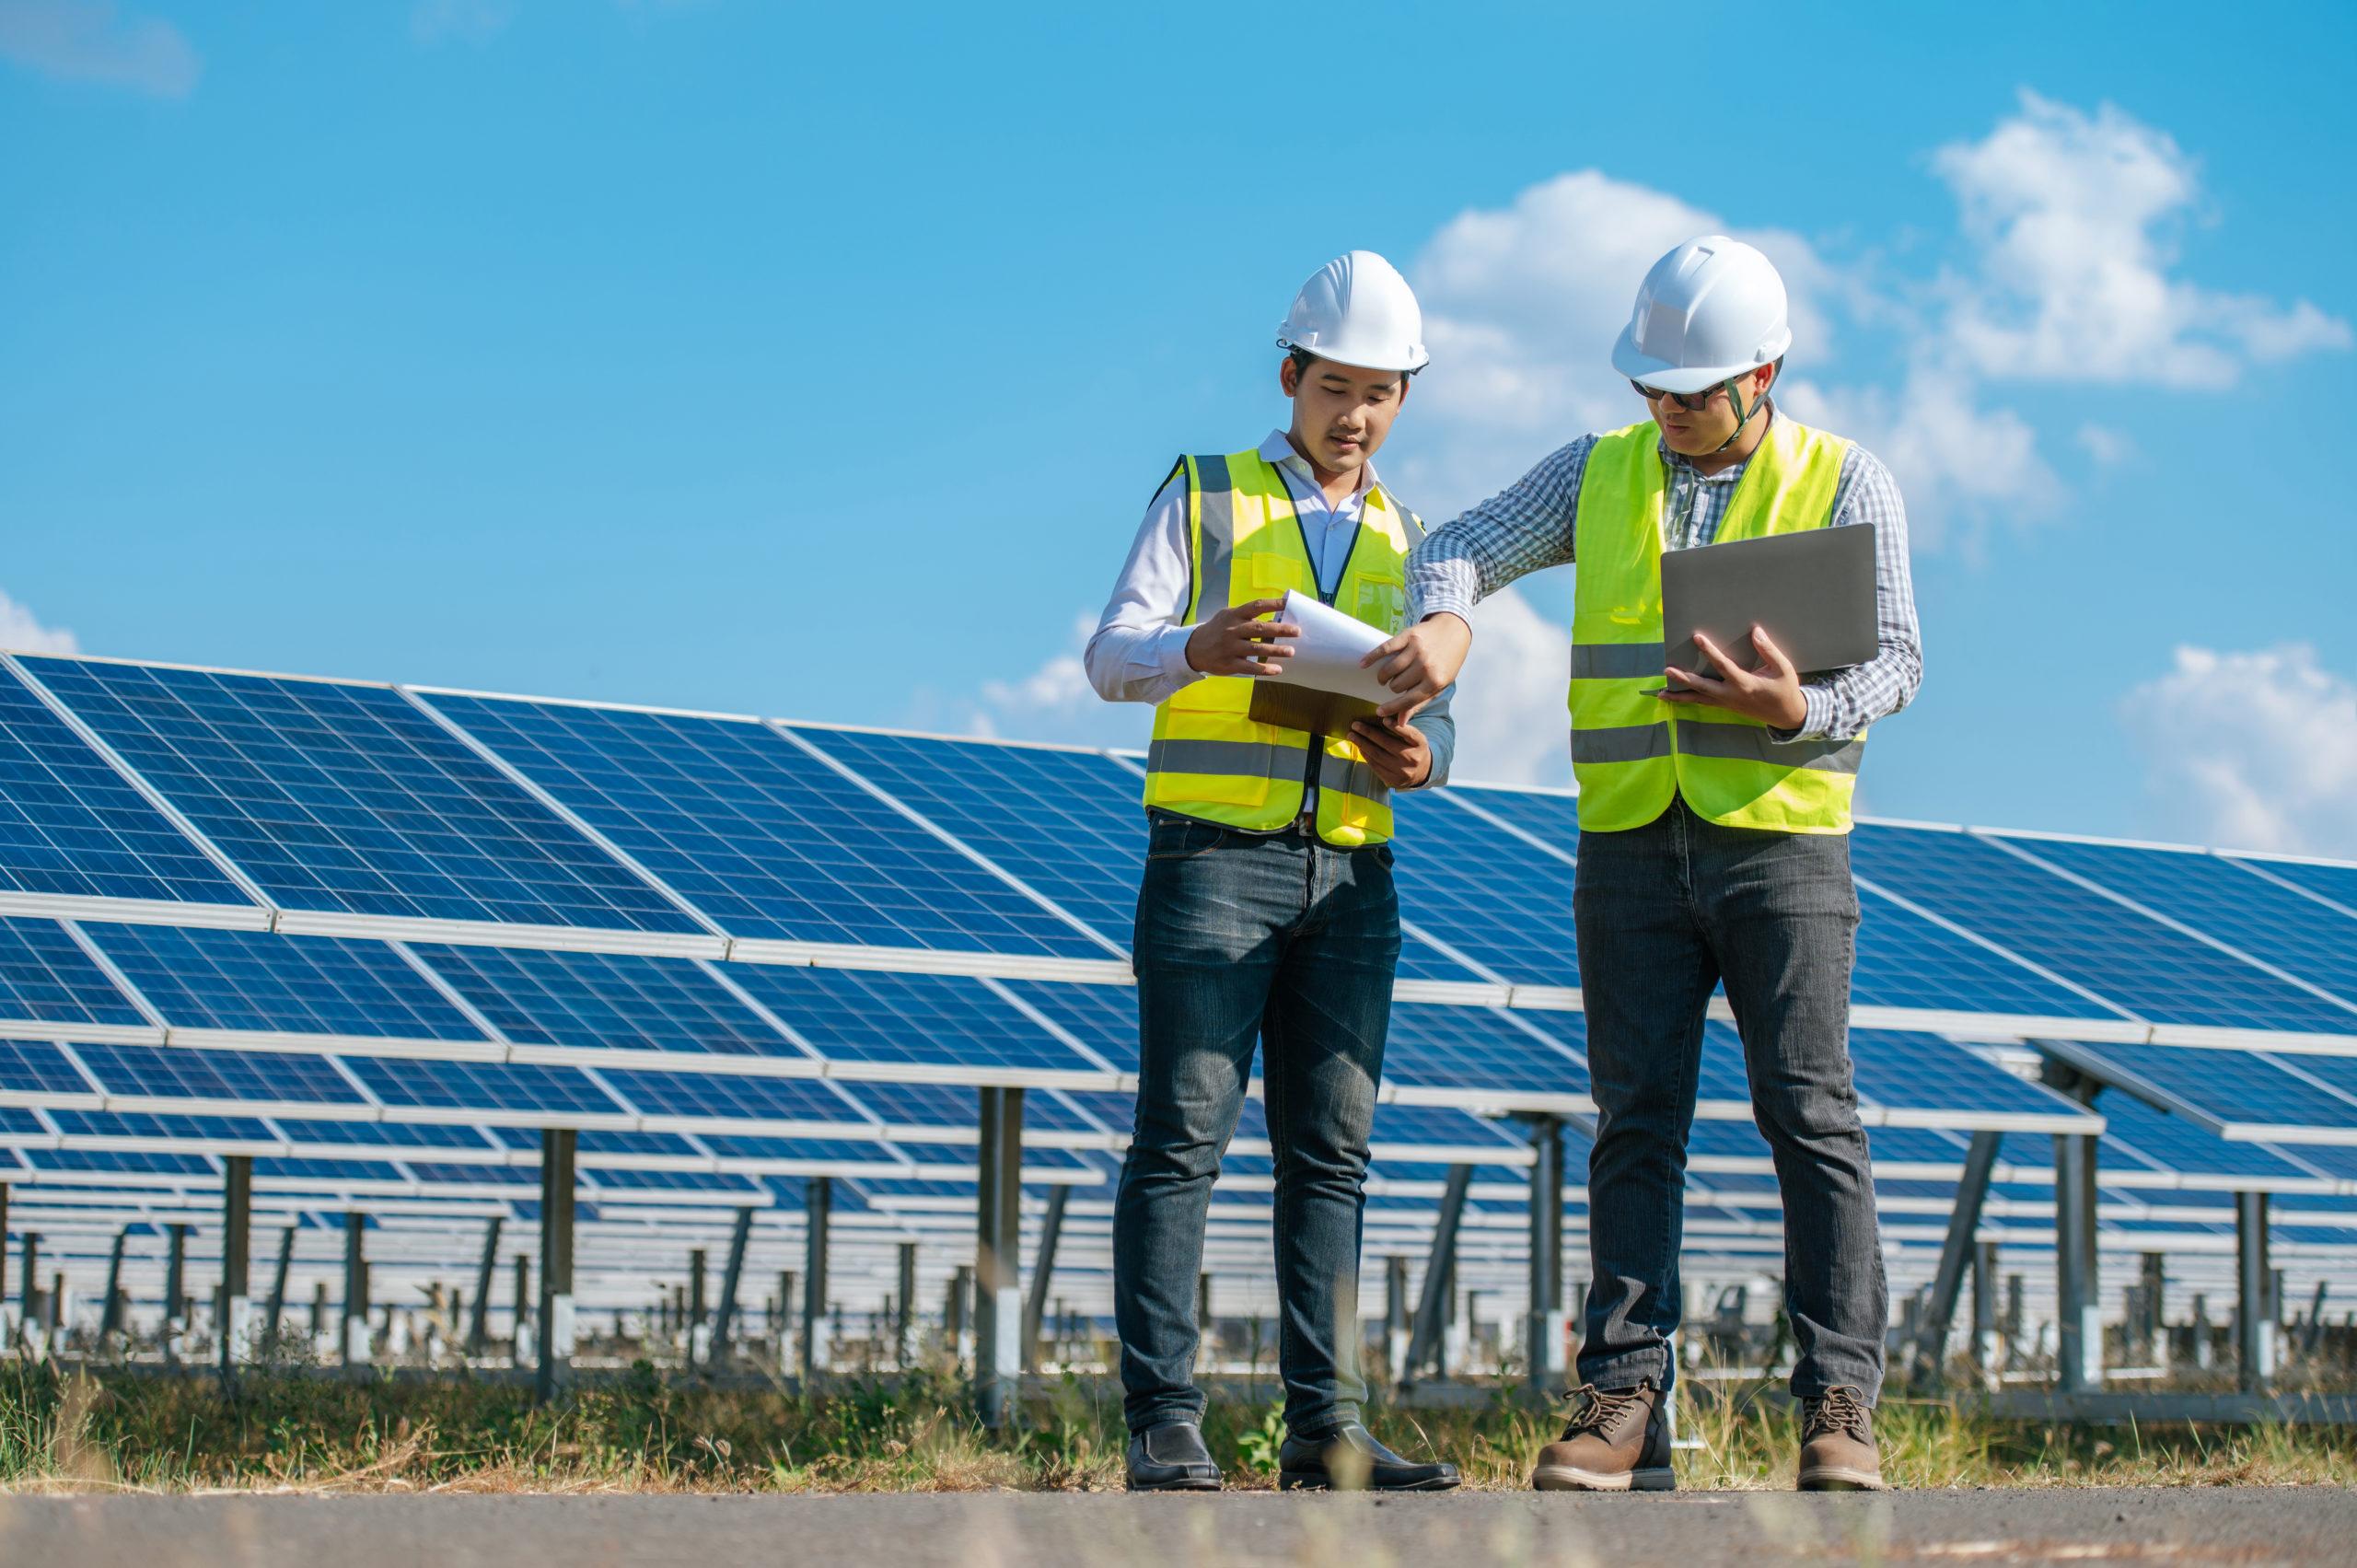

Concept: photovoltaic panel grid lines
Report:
left=413, top=692, right=1110, bottom=958
left=17, top=657, right=698, bottom=932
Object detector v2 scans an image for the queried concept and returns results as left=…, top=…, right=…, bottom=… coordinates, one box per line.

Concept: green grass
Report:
left=1, top=1362, right=2351, bottom=1493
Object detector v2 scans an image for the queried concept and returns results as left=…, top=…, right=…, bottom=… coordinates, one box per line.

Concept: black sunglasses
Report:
left=1629, top=377, right=1731, bottom=413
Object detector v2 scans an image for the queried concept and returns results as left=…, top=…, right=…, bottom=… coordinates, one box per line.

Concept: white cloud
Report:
left=0, top=0, right=198, bottom=98
left=910, top=610, right=1151, bottom=753
left=0, top=588, right=80, bottom=655
left=1443, top=587, right=1573, bottom=788
left=2075, top=423, right=2135, bottom=465
left=1393, top=169, right=1837, bottom=517
left=2123, top=644, right=2357, bottom=858
left=1779, top=366, right=2059, bottom=553
left=1934, top=91, right=2351, bottom=387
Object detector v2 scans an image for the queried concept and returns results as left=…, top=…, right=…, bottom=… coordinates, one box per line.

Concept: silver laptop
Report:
left=1659, top=524, right=1879, bottom=679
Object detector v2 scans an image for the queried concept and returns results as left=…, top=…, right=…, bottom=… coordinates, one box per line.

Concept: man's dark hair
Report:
left=1286, top=346, right=1417, bottom=381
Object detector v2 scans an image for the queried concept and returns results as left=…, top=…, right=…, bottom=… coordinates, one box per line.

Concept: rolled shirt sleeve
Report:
left=1084, top=472, right=1206, bottom=706
left=1405, top=436, right=1593, bottom=625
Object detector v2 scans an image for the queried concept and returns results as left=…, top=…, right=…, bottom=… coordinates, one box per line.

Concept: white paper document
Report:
left=1264, top=589, right=1397, bottom=705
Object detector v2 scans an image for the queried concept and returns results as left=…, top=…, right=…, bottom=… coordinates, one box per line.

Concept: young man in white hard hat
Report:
left=1370, top=235, right=1923, bottom=1493
left=1086, top=250, right=1461, bottom=1493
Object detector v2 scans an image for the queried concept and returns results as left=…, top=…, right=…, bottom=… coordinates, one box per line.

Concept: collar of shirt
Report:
left=1657, top=401, right=1776, bottom=486
left=1260, top=428, right=1379, bottom=515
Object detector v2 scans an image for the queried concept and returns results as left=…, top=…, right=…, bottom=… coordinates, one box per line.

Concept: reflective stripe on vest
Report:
left=1142, top=447, right=1419, bottom=847
left=1567, top=416, right=1862, bottom=835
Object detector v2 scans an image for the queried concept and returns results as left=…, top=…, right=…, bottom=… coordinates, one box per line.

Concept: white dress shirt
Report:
left=1087, top=429, right=1456, bottom=789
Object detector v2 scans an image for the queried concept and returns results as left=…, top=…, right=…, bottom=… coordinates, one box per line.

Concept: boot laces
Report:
left=1558, top=1382, right=1647, bottom=1441
left=1803, top=1386, right=1870, bottom=1443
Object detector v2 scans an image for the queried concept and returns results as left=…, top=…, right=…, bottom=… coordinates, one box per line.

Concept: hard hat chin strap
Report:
left=1711, top=363, right=1776, bottom=455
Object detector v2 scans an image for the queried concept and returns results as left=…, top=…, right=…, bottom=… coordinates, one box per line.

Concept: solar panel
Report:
left=0, top=1039, right=98, bottom=1098
left=419, top=693, right=1106, bottom=958
left=594, top=1067, right=870, bottom=1130
left=1388, top=792, right=1579, bottom=987
left=1852, top=883, right=2126, bottom=1019
left=2041, top=1040, right=2357, bottom=1138
left=1846, top=1031, right=2096, bottom=1122
left=29, top=1147, right=212, bottom=1175
left=0, top=662, right=254, bottom=908
left=49, top=1109, right=275, bottom=1144
left=406, top=943, right=798, bottom=1060
left=699, top=1133, right=911, bottom=1167
left=69, top=1042, right=369, bottom=1109
left=724, top=964, right=1110, bottom=1077
left=2229, top=854, right=2357, bottom=920
left=20, top=657, right=697, bottom=933
left=791, top=726, right=1149, bottom=936
left=1991, top=834, right=2357, bottom=1015
left=484, top=1124, right=708, bottom=1159
left=0, top=918, right=148, bottom=1029
left=0, top=1105, right=46, bottom=1137
left=842, top=1077, right=1105, bottom=1136
left=1448, top=787, right=1580, bottom=857
left=2095, top=1092, right=2336, bottom=1188
left=1380, top=1004, right=1590, bottom=1099
left=279, top=1120, right=500, bottom=1154
left=77, top=922, right=487, bottom=1043
left=337, top=1056, right=632, bottom=1121
left=1850, top=823, right=2356, bottom=1034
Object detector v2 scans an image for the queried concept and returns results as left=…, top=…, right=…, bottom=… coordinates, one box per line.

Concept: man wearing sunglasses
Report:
left=1365, top=235, right=1923, bottom=1493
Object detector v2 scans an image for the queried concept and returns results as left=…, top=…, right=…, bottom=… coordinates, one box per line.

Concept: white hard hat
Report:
left=1277, top=250, right=1430, bottom=374
left=1609, top=235, right=1793, bottom=395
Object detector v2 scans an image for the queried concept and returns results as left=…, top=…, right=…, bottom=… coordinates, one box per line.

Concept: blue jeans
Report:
left=1114, top=812, right=1398, bottom=1436
left=1574, top=794, right=1888, bottom=1403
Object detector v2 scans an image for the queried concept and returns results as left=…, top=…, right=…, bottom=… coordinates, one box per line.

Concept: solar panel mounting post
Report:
left=1020, top=1183, right=1068, bottom=1374
left=1402, top=1165, right=1473, bottom=1387
left=220, top=1155, right=253, bottom=1377
left=974, top=1085, right=1024, bottom=1428
left=1972, top=1241, right=2001, bottom=1379
left=99, top=1228, right=127, bottom=1344
left=342, top=1214, right=369, bottom=1374
left=1912, top=1128, right=2000, bottom=1388
left=537, top=1128, right=577, bottom=1402
left=264, top=1224, right=295, bottom=1355
left=468, top=1216, right=501, bottom=1356
left=897, top=1243, right=918, bottom=1368
left=2039, top=1060, right=2104, bottom=1393
left=161, top=1224, right=186, bottom=1365
left=1526, top=1116, right=1566, bottom=1400
left=688, top=1248, right=709, bottom=1367
left=712, top=1207, right=754, bottom=1370
left=802, top=1177, right=831, bottom=1385
left=2236, top=1190, right=2275, bottom=1393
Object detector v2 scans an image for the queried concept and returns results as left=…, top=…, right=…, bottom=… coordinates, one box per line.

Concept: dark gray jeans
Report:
left=1574, top=793, right=1887, bottom=1403
left=1114, top=812, right=1397, bottom=1436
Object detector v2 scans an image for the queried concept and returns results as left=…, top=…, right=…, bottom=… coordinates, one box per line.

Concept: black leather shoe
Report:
left=1278, top=1421, right=1461, bottom=1492
left=1126, top=1422, right=1222, bottom=1492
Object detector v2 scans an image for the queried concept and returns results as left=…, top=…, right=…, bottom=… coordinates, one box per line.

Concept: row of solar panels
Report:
left=2, top=1064, right=2351, bottom=1209
left=3, top=652, right=2354, bottom=1049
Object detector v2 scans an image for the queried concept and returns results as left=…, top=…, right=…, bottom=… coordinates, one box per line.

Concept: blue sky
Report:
left=4, top=1, right=2353, bottom=855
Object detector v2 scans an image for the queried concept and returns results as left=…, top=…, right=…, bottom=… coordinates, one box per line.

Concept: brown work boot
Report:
left=1530, top=1380, right=1675, bottom=1492
left=1796, top=1386, right=1887, bottom=1491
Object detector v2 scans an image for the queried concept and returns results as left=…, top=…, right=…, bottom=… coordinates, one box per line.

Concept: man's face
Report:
left=1282, top=356, right=1409, bottom=477
left=1643, top=364, right=1774, bottom=457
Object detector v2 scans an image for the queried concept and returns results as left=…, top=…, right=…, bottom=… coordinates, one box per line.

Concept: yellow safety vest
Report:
left=1143, top=447, right=1420, bottom=847
left=1568, top=415, right=1864, bottom=834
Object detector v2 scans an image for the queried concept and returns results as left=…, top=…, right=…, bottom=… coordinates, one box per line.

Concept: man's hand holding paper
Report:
left=1240, top=589, right=1432, bottom=787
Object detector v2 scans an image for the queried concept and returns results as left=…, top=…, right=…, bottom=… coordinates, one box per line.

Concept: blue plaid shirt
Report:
left=1405, top=407, right=1922, bottom=742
